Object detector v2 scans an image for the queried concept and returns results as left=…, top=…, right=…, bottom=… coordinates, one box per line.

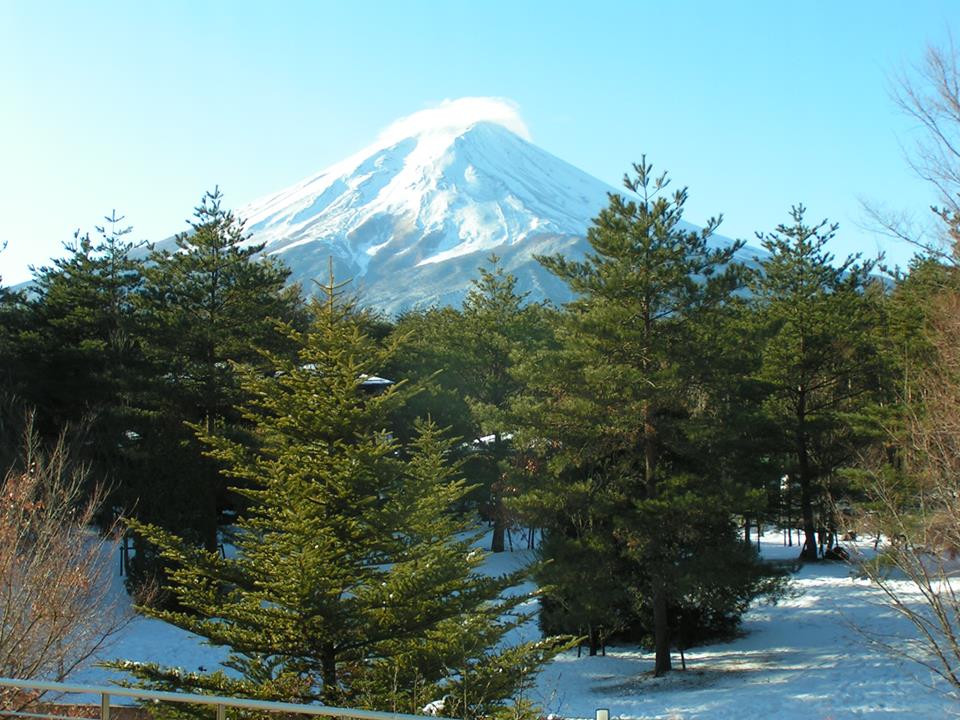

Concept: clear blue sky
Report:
left=1, top=1, right=955, bottom=284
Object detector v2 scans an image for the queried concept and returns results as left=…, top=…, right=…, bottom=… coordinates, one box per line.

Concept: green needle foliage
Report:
left=109, top=284, right=565, bottom=719
left=388, top=256, right=554, bottom=553
left=126, top=188, right=303, bottom=588
left=22, top=212, right=146, bottom=451
left=457, top=258, right=555, bottom=553
left=520, top=157, right=775, bottom=675
left=749, top=205, right=883, bottom=560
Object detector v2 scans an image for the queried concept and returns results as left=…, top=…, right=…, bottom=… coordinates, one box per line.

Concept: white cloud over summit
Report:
left=374, top=97, right=532, bottom=146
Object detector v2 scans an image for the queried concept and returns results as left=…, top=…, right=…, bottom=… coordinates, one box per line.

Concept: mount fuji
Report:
left=236, top=98, right=756, bottom=315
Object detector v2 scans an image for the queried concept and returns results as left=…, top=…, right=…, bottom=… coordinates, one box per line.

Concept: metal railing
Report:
left=0, top=678, right=448, bottom=720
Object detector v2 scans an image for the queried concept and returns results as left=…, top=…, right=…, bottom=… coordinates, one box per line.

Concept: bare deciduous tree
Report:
left=854, top=290, right=960, bottom=693
left=0, top=416, right=133, bottom=709
left=863, top=36, right=960, bottom=263
left=894, top=38, right=960, bottom=220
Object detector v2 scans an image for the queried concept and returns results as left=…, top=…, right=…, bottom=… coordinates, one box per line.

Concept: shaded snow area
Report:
left=66, top=544, right=231, bottom=695
left=68, top=531, right=957, bottom=718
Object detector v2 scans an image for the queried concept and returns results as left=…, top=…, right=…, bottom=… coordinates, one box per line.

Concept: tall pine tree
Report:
left=14, top=213, right=147, bottom=514
left=133, top=188, right=302, bottom=558
left=23, top=213, right=145, bottom=435
left=749, top=205, right=883, bottom=560
left=0, top=243, right=31, bottom=469
left=389, top=257, right=553, bottom=552
left=526, top=158, right=753, bottom=675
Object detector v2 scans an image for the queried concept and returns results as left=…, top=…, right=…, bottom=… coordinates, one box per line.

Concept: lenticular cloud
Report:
left=375, top=97, right=532, bottom=145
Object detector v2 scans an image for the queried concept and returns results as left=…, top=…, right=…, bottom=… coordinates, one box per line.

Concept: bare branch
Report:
left=852, top=289, right=960, bottom=696
left=0, top=415, right=137, bottom=711
left=864, top=36, right=960, bottom=261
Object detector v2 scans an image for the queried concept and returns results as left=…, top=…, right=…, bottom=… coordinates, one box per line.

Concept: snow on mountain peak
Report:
left=239, top=97, right=540, bottom=238
left=375, top=97, right=532, bottom=146
left=234, top=98, right=754, bottom=315
left=237, top=97, right=604, bottom=273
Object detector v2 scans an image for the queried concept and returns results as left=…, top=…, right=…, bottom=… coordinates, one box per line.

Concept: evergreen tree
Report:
left=389, top=257, right=553, bottom=552
left=0, top=244, right=32, bottom=469
left=133, top=188, right=302, bottom=557
left=452, top=257, right=552, bottom=552
left=10, top=214, right=148, bottom=512
left=141, top=188, right=299, bottom=435
left=749, top=205, right=883, bottom=561
left=512, top=450, right=634, bottom=657
left=22, top=213, right=145, bottom=436
left=839, top=256, right=957, bottom=547
left=524, top=158, right=758, bottom=675
left=387, top=305, right=475, bottom=446
left=695, top=296, right=782, bottom=547
left=111, top=286, right=564, bottom=718
left=882, top=255, right=959, bottom=405
left=0, top=244, right=25, bottom=390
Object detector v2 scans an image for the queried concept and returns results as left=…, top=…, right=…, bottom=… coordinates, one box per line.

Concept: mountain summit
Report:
left=238, top=98, right=748, bottom=314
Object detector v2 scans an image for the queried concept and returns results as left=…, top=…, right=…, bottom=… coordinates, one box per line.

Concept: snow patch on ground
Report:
left=68, top=530, right=957, bottom=718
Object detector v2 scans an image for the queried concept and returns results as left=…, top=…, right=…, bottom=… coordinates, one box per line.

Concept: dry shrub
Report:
left=0, top=414, right=134, bottom=709
left=855, top=291, right=960, bottom=693
left=851, top=34, right=960, bottom=697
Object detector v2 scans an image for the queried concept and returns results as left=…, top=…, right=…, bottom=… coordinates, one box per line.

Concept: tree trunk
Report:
left=321, top=644, right=338, bottom=704
left=491, top=505, right=506, bottom=553
left=202, top=409, right=219, bottom=553
left=798, top=468, right=818, bottom=559
left=652, top=586, right=672, bottom=676
left=797, top=391, right=819, bottom=561
left=644, top=402, right=672, bottom=675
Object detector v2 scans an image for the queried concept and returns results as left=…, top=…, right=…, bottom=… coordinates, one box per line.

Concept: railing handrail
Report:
left=0, top=678, right=449, bottom=720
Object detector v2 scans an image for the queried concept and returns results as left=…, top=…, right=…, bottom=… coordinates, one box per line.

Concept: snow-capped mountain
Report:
left=238, top=98, right=756, bottom=315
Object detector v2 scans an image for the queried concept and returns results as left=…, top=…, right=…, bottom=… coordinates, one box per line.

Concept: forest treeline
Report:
left=2, top=147, right=959, bottom=711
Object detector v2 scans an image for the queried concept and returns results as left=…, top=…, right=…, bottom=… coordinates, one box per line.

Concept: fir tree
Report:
left=690, top=295, right=780, bottom=548
left=140, top=187, right=298, bottom=435
left=133, top=188, right=302, bottom=558
left=24, top=212, right=145, bottom=435
left=12, top=213, right=147, bottom=511
left=0, top=244, right=26, bottom=389
left=749, top=205, right=883, bottom=561
left=450, top=257, right=551, bottom=552
left=882, top=255, right=959, bottom=405
left=0, top=244, right=31, bottom=469
left=525, top=157, right=756, bottom=675
left=388, top=305, right=475, bottom=445
left=389, top=257, right=553, bottom=552
left=110, top=284, right=565, bottom=718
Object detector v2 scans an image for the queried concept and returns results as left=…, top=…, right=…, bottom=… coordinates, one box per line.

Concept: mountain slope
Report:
left=236, top=98, right=758, bottom=314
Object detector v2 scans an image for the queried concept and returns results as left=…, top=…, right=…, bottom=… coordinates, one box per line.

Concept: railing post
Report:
left=216, top=702, right=225, bottom=720
left=595, top=709, right=609, bottom=720
left=101, top=693, right=110, bottom=720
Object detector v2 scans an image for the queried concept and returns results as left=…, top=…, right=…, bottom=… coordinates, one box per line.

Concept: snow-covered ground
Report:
left=69, top=530, right=958, bottom=719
